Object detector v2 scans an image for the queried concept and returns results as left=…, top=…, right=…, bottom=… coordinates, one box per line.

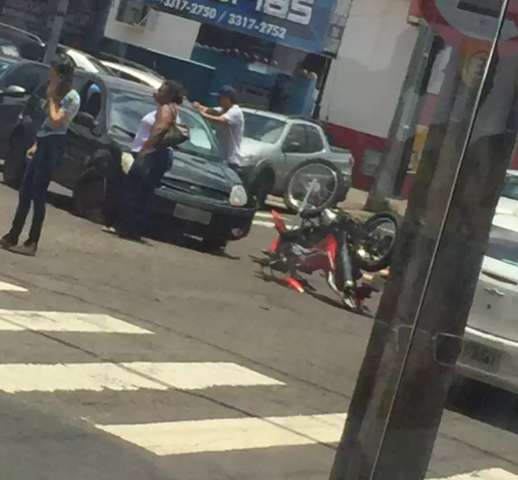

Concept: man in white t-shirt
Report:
left=195, top=85, right=244, bottom=167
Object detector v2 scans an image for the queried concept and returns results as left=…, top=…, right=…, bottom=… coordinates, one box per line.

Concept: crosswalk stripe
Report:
left=0, top=362, right=284, bottom=393
left=0, top=281, right=28, bottom=292
left=267, top=199, right=287, bottom=209
left=254, top=211, right=274, bottom=219
left=0, top=310, right=152, bottom=334
left=97, top=413, right=346, bottom=456
left=432, top=469, right=518, bottom=479
left=253, top=220, right=276, bottom=228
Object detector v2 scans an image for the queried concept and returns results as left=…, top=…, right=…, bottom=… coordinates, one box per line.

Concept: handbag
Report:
left=161, top=122, right=189, bottom=148
left=160, top=104, right=190, bottom=148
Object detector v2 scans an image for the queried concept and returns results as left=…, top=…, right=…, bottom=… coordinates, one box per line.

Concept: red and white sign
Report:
left=409, top=0, right=518, bottom=51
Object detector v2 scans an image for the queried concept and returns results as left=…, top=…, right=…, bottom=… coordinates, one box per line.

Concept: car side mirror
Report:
left=0, top=85, right=28, bottom=98
left=283, top=141, right=302, bottom=153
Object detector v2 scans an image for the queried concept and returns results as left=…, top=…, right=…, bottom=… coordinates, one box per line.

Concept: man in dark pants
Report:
left=1, top=56, right=80, bottom=256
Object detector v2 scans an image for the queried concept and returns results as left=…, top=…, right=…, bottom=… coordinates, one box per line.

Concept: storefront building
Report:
left=103, top=0, right=420, bottom=191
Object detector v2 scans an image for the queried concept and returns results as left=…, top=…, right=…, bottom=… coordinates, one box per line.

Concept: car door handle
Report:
left=485, top=287, right=505, bottom=297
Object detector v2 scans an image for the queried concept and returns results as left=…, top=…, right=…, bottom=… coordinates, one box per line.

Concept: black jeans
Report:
left=116, top=148, right=171, bottom=238
left=8, top=135, right=65, bottom=245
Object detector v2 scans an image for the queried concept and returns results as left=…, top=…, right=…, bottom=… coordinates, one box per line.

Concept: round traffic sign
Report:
left=416, top=0, right=518, bottom=51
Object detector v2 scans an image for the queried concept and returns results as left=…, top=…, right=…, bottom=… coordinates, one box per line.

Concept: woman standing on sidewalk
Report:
left=0, top=55, right=80, bottom=256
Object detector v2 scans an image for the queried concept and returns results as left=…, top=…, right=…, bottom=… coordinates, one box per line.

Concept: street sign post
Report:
left=145, top=0, right=337, bottom=54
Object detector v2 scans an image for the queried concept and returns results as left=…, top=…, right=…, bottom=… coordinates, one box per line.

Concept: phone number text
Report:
left=162, top=0, right=288, bottom=40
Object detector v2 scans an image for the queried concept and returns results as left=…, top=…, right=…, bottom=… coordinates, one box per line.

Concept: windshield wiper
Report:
left=111, top=124, right=135, bottom=139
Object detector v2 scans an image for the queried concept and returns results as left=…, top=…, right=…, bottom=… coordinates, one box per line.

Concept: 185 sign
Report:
left=256, top=0, right=314, bottom=25
left=216, top=0, right=315, bottom=25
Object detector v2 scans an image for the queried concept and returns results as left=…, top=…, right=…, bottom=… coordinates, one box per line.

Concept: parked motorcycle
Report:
left=253, top=160, right=399, bottom=312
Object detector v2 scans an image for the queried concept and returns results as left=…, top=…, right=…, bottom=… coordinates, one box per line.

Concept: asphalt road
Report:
left=0, top=179, right=518, bottom=480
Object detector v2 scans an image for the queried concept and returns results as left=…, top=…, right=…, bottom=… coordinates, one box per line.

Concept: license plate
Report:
left=461, top=341, right=502, bottom=373
left=173, top=204, right=212, bottom=225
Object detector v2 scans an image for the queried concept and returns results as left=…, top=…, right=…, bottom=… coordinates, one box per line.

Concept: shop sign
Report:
left=145, top=0, right=338, bottom=54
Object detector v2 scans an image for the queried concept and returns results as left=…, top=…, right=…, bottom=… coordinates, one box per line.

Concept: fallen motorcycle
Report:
left=253, top=160, right=399, bottom=312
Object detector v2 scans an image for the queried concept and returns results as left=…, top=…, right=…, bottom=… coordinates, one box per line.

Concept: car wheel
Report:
left=73, top=175, right=106, bottom=224
left=3, top=138, right=27, bottom=189
left=202, top=236, right=228, bottom=253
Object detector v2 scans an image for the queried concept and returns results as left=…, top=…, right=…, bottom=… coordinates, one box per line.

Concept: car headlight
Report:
left=230, top=185, right=248, bottom=207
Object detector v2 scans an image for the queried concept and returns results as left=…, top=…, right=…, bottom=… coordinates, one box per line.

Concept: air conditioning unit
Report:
left=116, top=0, right=150, bottom=26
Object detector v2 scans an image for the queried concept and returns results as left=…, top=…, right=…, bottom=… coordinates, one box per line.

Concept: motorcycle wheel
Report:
left=283, top=159, right=345, bottom=214
left=353, top=212, right=399, bottom=272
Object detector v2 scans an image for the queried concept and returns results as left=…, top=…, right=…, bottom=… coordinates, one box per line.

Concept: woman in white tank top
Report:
left=115, top=80, right=185, bottom=241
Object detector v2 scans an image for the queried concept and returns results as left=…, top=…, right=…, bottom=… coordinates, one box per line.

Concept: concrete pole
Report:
left=330, top=1, right=513, bottom=479
left=43, top=0, right=69, bottom=64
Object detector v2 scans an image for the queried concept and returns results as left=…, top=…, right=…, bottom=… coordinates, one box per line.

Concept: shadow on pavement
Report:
left=0, top=393, right=175, bottom=480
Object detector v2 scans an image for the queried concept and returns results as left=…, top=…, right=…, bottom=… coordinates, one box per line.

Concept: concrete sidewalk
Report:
left=340, top=188, right=408, bottom=218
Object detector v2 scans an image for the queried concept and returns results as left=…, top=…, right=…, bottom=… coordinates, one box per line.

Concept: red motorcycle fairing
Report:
left=297, top=235, right=337, bottom=275
left=270, top=210, right=287, bottom=253
left=326, top=234, right=338, bottom=272
left=268, top=210, right=341, bottom=293
left=271, top=210, right=288, bottom=233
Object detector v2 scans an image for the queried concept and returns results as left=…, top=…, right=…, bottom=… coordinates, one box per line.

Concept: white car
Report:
left=458, top=172, right=518, bottom=394
left=59, top=47, right=112, bottom=75
left=101, top=60, right=163, bottom=90
left=496, top=170, right=518, bottom=216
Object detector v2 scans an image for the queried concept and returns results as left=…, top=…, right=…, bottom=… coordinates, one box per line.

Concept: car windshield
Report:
left=501, top=175, right=518, bottom=200
left=109, top=90, right=220, bottom=160
left=243, top=112, right=286, bottom=144
left=176, top=110, right=221, bottom=161
left=109, top=88, right=157, bottom=136
left=486, top=226, right=518, bottom=266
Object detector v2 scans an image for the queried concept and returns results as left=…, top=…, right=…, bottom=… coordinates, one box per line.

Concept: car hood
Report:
left=162, top=151, right=240, bottom=195
left=110, top=133, right=240, bottom=195
left=240, top=137, right=278, bottom=158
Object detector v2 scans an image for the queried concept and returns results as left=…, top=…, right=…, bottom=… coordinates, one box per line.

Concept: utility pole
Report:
left=364, top=23, right=434, bottom=212
left=43, top=0, right=69, bottom=64
left=330, top=2, right=515, bottom=479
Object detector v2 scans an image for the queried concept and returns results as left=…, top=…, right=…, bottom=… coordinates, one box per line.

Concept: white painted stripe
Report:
left=122, top=362, right=284, bottom=389
left=0, top=362, right=284, bottom=393
left=254, top=211, right=273, bottom=219
left=254, top=212, right=271, bottom=219
left=253, top=220, right=275, bottom=228
left=432, top=469, right=518, bottom=479
left=0, top=310, right=152, bottom=334
left=267, top=199, right=287, bottom=209
left=97, top=413, right=346, bottom=456
left=0, top=363, right=165, bottom=393
left=0, top=281, right=28, bottom=292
